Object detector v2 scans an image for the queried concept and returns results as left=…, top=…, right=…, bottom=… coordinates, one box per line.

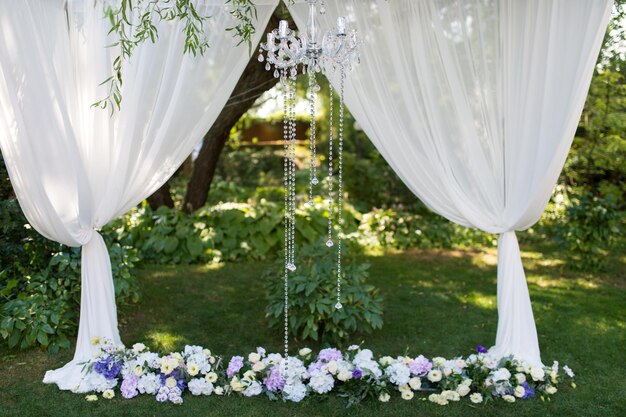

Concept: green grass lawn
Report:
left=1, top=244, right=625, bottom=417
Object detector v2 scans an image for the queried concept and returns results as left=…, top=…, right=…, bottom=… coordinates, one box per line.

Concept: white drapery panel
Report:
left=290, top=0, right=611, bottom=365
left=0, top=0, right=278, bottom=391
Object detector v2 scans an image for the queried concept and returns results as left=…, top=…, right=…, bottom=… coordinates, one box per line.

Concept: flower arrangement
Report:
left=78, top=338, right=576, bottom=407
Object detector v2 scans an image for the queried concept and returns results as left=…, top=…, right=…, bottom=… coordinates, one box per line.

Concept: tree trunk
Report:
left=146, top=181, right=174, bottom=210
left=183, top=13, right=290, bottom=213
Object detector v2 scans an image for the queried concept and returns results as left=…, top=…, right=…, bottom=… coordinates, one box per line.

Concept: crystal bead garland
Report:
left=335, top=65, right=346, bottom=310
left=308, top=70, right=319, bottom=206
left=326, top=83, right=334, bottom=249
left=258, top=0, right=360, bottom=361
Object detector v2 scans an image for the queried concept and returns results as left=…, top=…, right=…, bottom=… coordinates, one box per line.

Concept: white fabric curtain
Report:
left=290, top=0, right=612, bottom=365
left=0, top=0, right=278, bottom=391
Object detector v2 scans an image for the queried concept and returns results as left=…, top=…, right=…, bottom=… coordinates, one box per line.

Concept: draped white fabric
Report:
left=290, top=0, right=612, bottom=365
left=0, top=0, right=278, bottom=391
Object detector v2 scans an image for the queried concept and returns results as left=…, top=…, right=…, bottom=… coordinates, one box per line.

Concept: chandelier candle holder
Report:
left=258, top=0, right=360, bottom=363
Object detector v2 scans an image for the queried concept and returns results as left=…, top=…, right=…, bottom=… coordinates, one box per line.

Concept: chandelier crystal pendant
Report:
left=258, top=0, right=360, bottom=362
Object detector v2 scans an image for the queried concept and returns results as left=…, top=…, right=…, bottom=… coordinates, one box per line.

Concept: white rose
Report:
left=132, top=343, right=146, bottom=353
left=379, top=356, right=394, bottom=366
left=443, top=367, right=452, bottom=376
left=398, top=384, right=410, bottom=393
left=442, top=390, right=460, bottom=402
left=327, top=361, right=338, bottom=375
left=378, top=392, right=390, bottom=402
left=503, top=395, right=515, bottom=403
left=456, top=384, right=470, bottom=397
left=214, top=386, right=224, bottom=395
left=133, top=365, right=144, bottom=377
left=550, top=370, right=558, bottom=383
left=203, top=349, right=212, bottom=357
left=514, top=385, right=526, bottom=398
left=248, top=352, right=261, bottom=363
left=401, top=390, right=414, bottom=400
left=409, top=377, right=421, bottom=390
left=230, top=377, right=244, bottom=392
left=530, top=367, right=545, bottom=381
left=337, top=370, right=352, bottom=382
left=432, top=357, right=446, bottom=367
left=243, top=370, right=256, bottom=379
left=427, top=369, right=442, bottom=382
left=470, top=393, right=483, bottom=404
left=515, top=373, right=526, bottom=384
left=546, top=386, right=557, bottom=395
left=252, top=361, right=266, bottom=372
left=165, top=377, right=177, bottom=388
left=85, top=394, right=98, bottom=402
left=461, top=378, right=472, bottom=387
left=299, top=348, right=312, bottom=357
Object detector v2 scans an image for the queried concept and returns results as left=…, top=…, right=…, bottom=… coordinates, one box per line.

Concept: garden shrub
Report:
left=264, top=242, right=383, bottom=345
left=556, top=193, right=622, bottom=270
left=111, top=198, right=360, bottom=264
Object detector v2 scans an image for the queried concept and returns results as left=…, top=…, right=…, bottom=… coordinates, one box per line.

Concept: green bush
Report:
left=112, top=198, right=360, bottom=264
left=0, top=237, right=139, bottom=352
left=556, top=193, right=622, bottom=270
left=264, top=242, right=383, bottom=345
left=1, top=167, right=139, bottom=352
left=354, top=207, right=495, bottom=251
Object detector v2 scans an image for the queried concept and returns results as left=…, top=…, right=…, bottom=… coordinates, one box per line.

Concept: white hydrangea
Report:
left=283, top=381, right=307, bottom=402
left=385, top=362, right=411, bottom=386
left=309, top=370, right=335, bottom=394
left=243, top=381, right=263, bottom=397
left=491, top=368, right=512, bottom=382
left=138, top=372, right=162, bottom=395
left=188, top=378, right=214, bottom=396
left=353, top=349, right=382, bottom=378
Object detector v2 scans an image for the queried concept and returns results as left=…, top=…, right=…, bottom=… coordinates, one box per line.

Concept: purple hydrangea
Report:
left=263, top=367, right=285, bottom=392
left=317, top=348, right=342, bottom=362
left=522, top=381, right=535, bottom=399
left=120, top=375, right=139, bottom=399
left=475, top=345, right=488, bottom=354
left=409, top=355, right=432, bottom=377
left=94, top=357, right=122, bottom=380
left=307, top=361, right=324, bottom=374
left=227, top=356, right=245, bottom=378
left=352, top=369, right=363, bottom=379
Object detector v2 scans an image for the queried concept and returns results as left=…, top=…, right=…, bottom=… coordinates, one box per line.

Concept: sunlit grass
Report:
left=1, top=244, right=624, bottom=416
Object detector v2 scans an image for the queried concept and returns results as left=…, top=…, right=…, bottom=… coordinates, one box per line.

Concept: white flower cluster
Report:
left=79, top=338, right=576, bottom=407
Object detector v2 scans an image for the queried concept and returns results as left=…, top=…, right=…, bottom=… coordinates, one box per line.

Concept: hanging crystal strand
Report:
left=335, top=66, right=345, bottom=310
left=326, top=83, right=334, bottom=248
left=287, top=74, right=297, bottom=272
left=281, top=68, right=290, bottom=369
left=308, top=70, right=319, bottom=206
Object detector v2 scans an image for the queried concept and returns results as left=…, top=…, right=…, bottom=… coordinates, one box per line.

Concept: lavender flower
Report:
left=227, top=356, right=244, bottom=378
left=352, top=369, right=363, bottom=379
left=521, top=381, right=535, bottom=399
left=307, top=361, right=324, bottom=374
left=317, top=348, right=342, bottom=362
left=409, top=355, right=432, bottom=377
left=120, top=375, right=139, bottom=399
left=475, top=345, right=488, bottom=354
left=263, top=367, right=285, bottom=392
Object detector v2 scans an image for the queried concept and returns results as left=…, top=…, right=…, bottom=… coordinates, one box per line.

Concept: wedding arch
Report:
left=0, top=0, right=612, bottom=403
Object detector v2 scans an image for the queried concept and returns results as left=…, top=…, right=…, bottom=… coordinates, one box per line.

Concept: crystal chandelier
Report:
left=257, top=0, right=360, bottom=363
